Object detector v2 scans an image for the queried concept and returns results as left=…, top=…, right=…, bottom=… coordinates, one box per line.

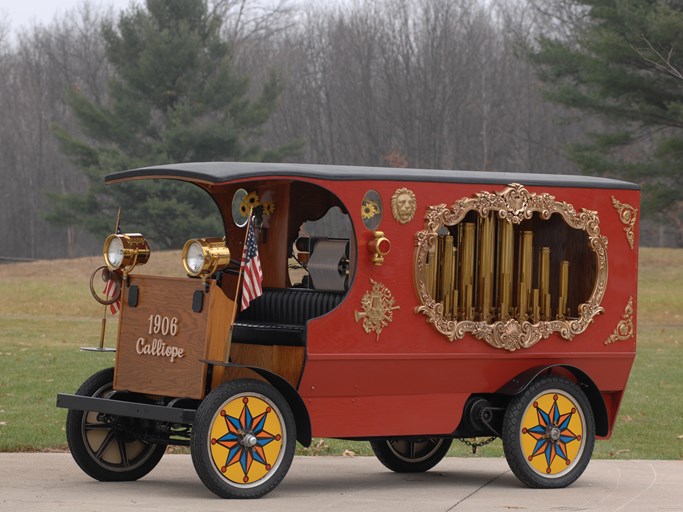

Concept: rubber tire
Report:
left=502, top=375, right=595, bottom=488
left=370, top=437, right=453, bottom=473
left=65, top=367, right=166, bottom=481
left=191, top=379, right=296, bottom=499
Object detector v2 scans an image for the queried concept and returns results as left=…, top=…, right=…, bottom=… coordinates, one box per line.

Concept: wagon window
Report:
left=290, top=207, right=352, bottom=290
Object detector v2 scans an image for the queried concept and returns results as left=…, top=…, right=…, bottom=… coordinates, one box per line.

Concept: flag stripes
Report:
left=240, top=217, right=263, bottom=310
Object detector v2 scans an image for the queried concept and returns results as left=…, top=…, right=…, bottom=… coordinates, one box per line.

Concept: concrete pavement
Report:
left=1, top=453, right=681, bottom=511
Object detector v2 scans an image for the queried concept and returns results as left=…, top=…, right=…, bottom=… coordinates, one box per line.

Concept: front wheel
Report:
left=370, top=437, right=452, bottom=473
left=65, top=367, right=166, bottom=481
left=502, top=375, right=595, bottom=488
left=191, top=379, right=296, bottom=499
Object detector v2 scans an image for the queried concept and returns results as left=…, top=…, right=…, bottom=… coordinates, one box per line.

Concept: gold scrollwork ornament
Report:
left=354, top=279, right=400, bottom=341
left=611, top=196, right=637, bottom=250
left=605, top=297, right=634, bottom=345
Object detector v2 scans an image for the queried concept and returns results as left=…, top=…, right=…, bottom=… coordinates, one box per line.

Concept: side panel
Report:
left=299, top=180, right=639, bottom=438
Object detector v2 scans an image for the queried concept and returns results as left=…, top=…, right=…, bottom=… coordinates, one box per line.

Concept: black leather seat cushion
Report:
left=233, top=288, right=344, bottom=346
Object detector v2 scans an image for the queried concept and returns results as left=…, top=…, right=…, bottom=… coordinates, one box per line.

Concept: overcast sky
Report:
left=0, top=0, right=139, bottom=33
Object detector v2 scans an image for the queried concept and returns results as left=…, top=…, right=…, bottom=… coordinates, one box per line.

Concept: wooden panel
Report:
left=206, top=281, right=236, bottom=389
left=273, top=345, right=306, bottom=387
left=229, top=343, right=304, bottom=388
left=114, top=275, right=233, bottom=399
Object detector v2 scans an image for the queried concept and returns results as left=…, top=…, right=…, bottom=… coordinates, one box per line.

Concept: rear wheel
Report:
left=502, top=375, right=595, bottom=488
left=370, top=437, right=452, bottom=473
left=65, top=367, right=166, bottom=481
left=191, top=379, right=296, bottom=499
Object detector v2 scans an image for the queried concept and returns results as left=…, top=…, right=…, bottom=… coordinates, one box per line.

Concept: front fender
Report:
left=202, top=360, right=312, bottom=447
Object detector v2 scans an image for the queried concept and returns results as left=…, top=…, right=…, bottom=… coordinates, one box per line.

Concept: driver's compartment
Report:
left=219, top=180, right=353, bottom=388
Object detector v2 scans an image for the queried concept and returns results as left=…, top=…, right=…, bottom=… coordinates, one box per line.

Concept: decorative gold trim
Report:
left=391, top=188, right=417, bottom=224
left=611, top=196, right=637, bottom=250
left=355, top=279, right=400, bottom=341
left=605, top=297, right=634, bottom=345
left=414, top=183, right=608, bottom=351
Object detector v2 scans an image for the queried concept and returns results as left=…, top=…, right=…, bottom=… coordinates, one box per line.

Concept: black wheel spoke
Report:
left=117, top=437, right=130, bottom=468
left=84, top=421, right=111, bottom=431
left=94, top=429, right=117, bottom=462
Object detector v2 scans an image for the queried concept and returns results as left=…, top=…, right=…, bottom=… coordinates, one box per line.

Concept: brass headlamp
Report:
left=103, top=233, right=150, bottom=273
left=181, top=237, right=231, bottom=278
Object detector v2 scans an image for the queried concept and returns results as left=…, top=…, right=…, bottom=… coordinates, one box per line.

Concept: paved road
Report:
left=1, top=454, right=681, bottom=512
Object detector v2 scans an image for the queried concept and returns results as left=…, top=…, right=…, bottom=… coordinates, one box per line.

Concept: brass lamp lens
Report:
left=103, top=233, right=150, bottom=271
left=106, top=237, right=124, bottom=268
left=182, top=237, right=230, bottom=277
left=185, top=241, right=205, bottom=275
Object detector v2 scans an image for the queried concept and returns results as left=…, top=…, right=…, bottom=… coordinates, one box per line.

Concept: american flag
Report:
left=240, top=217, right=263, bottom=310
left=103, top=277, right=121, bottom=315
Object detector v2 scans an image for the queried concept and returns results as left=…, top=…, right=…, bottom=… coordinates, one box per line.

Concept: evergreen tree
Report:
left=529, top=0, right=683, bottom=240
left=50, top=0, right=300, bottom=248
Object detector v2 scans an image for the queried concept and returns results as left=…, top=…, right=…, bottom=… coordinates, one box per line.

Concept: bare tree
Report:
left=0, top=3, right=113, bottom=260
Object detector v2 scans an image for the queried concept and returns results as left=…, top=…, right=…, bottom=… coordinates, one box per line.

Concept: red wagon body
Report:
left=58, top=162, right=639, bottom=497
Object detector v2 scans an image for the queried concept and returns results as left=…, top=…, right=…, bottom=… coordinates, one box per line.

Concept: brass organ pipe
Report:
left=436, top=236, right=445, bottom=301
left=427, top=214, right=575, bottom=327
left=558, top=260, right=569, bottom=319
left=518, top=231, right=533, bottom=321
left=460, top=223, right=475, bottom=320
left=451, top=246, right=458, bottom=318
left=498, top=219, right=514, bottom=320
left=539, top=247, right=551, bottom=320
left=428, top=246, right=437, bottom=298
left=479, top=215, right=495, bottom=322
left=442, top=235, right=454, bottom=317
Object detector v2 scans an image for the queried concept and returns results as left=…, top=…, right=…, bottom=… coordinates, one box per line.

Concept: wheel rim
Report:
left=207, top=392, right=286, bottom=488
left=386, top=438, right=446, bottom=463
left=80, top=383, right=159, bottom=472
left=519, top=389, right=587, bottom=478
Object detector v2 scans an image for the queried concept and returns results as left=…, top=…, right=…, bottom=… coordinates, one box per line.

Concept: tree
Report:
left=528, top=0, right=683, bottom=243
left=51, top=0, right=300, bottom=248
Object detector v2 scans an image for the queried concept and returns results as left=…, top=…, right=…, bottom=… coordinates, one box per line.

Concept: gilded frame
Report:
left=414, top=183, right=608, bottom=351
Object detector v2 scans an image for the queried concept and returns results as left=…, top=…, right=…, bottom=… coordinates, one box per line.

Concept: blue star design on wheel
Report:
left=210, top=397, right=281, bottom=483
left=523, top=395, right=581, bottom=473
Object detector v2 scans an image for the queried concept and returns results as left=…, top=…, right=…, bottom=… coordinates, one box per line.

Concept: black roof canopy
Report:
left=105, top=162, right=639, bottom=190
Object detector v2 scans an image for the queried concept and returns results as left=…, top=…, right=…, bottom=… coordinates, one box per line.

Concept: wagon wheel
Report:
left=65, top=368, right=166, bottom=481
left=502, top=375, right=595, bottom=488
left=370, top=437, right=452, bottom=473
left=191, top=379, right=296, bottom=499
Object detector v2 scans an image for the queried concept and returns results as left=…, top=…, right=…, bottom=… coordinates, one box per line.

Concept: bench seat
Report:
left=233, top=288, right=344, bottom=347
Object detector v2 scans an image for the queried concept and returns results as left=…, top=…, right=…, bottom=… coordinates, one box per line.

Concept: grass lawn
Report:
left=0, top=249, right=681, bottom=459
